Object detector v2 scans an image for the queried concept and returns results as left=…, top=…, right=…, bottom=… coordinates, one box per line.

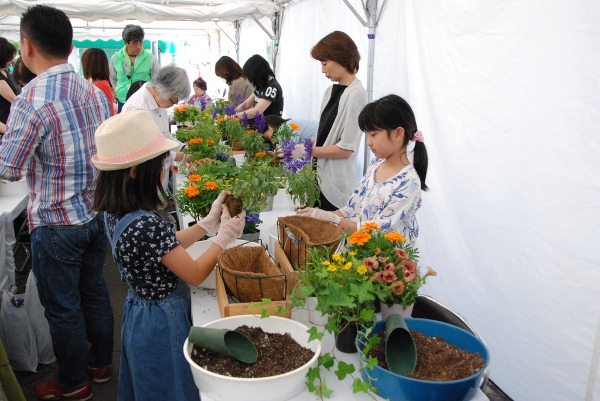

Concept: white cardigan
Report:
left=316, top=78, right=367, bottom=208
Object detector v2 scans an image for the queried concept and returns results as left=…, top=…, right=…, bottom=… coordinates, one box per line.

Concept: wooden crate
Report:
left=215, top=247, right=293, bottom=319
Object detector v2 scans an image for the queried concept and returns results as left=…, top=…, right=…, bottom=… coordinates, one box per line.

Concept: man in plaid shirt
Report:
left=0, top=6, right=114, bottom=400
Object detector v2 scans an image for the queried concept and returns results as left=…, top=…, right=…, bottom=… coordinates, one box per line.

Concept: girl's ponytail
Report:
left=412, top=140, right=429, bottom=191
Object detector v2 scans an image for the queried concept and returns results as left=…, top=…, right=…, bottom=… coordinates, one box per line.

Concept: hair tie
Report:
left=411, top=130, right=424, bottom=143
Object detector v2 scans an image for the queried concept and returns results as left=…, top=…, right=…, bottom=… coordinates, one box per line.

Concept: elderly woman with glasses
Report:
left=123, top=64, right=191, bottom=194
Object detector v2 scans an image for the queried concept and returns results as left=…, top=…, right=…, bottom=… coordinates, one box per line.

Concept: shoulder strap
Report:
left=105, top=210, right=154, bottom=261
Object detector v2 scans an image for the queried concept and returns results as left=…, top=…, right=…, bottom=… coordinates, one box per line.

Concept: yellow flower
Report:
left=384, top=232, right=405, bottom=242
left=327, top=264, right=337, bottom=272
left=204, top=181, right=218, bottom=190
left=348, top=231, right=371, bottom=246
left=357, top=265, right=368, bottom=275
left=289, top=123, right=300, bottom=131
left=349, top=251, right=357, bottom=256
left=332, top=254, right=343, bottom=262
left=188, top=174, right=202, bottom=182
left=361, top=222, right=379, bottom=232
left=184, top=184, right=199, bottom=198
left=322, top=261, right=331, bottom=266
left=343, top=262, right=352, bottom=270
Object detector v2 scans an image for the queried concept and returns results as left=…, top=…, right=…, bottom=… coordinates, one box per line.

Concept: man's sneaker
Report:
left=87, top=365, right=112, bottom=383
left=33, top=379, right=92, bottom=400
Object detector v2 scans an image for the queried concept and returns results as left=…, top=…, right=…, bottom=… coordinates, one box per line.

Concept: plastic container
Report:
left=267, top=224, right=278, bottom=256
left=356, top=318, right=489, bottom=401
left=184, top=315, right=321, bottom=401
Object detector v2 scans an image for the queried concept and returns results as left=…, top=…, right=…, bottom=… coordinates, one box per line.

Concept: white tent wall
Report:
left=280, top=0, right=600, bottom=400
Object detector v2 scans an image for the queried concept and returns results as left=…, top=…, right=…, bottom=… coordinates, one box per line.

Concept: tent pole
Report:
left=272, top=11, right=282, bottom=73
left=234, top=19, right=241, bottom=64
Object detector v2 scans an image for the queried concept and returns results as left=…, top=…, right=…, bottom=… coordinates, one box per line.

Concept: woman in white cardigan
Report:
left=309, top=31, right=368, bottom=211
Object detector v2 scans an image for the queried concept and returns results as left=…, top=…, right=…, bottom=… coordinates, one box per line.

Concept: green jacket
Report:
left=113, top=48, right=153, bottom=102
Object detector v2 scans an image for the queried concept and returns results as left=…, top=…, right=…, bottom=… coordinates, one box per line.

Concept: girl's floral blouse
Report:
left=338, top=158, right=422, bottom=244
left=107, top=213, right=181, bottom=300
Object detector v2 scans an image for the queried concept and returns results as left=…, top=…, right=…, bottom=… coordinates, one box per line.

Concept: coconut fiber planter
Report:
left=356, top=318, right=490, bottom=401
left=277, top=215, right=343, bottom=269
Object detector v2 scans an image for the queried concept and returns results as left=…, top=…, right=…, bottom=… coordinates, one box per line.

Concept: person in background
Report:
left=297, top=95, right=429, bottom=245
left=92, top=110, right=245, bottom=400
left=0, top=37, right=18, bottom=135
left=109, top=24, right=159, bottom=113
left=81, top=48, right=115, bottom=116
left=214, top=55, right=254, bottom=106
left=122, top=64, right=190, bottom=195
left=259, top=115, right=318, bottom=151
left=308, top=31, right=367, bottom=211
left=186, top=77, right=212, bottom=108
left=11, top=56, right=36, bottom=88
left=0, top=5, right=113, bottom=400
left=236, top=54, right=284, bottom=119
left=125, top=79, right=146, bottom=101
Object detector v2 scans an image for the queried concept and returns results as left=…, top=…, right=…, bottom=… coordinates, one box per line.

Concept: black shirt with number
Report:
left=254, top=77, right=284, bottom=116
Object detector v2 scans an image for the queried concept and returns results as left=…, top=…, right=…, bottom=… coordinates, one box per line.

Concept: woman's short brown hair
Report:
left=81, top=48, right=110, bottom=82
left=215, top=56, right=244, bottom=85
left=310, top=31, right=360, bottom=74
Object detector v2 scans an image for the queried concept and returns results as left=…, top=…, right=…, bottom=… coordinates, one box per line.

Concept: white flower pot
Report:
left=184, top=315, right=321, bottom=401
left=306, top=297, right=329, bottom=326
left=380, top=303, right=414, bottom=320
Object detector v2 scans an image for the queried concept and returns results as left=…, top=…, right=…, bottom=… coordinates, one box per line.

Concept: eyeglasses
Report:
left=169, top=97, right=179, bottom=105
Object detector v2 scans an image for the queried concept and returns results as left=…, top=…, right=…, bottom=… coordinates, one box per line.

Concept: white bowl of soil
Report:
left=184, top=315, right=321, bottom=401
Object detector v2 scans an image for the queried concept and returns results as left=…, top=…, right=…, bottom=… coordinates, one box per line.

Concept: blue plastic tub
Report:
left=356, top=318, right=489, bottom=401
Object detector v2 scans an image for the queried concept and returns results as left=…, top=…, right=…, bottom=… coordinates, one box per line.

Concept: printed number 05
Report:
left=265, top=87, right=277, bottom=98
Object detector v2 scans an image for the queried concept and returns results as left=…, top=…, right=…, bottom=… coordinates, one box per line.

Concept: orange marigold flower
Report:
left=226, top=100, right=232, bottom=104
left=208, top=139, right=215, bottom=145
left=348, top=231, right=371, bottom=246
left=384, top=232, right=405, bottom=242
left=289, top=123, right=300, bottom=131
left=217, top=118, right=224, bottom=124
left=204, top=181, right=218, bottom=190
left=361, top=222, right=379, bottom=232
left=188, top=174, right=202, bottom=182
left=184, top=184, right=199, bottom=198
left=255, top=151, right=267, bottom=157
left=188, top=138, right=202, bottom=145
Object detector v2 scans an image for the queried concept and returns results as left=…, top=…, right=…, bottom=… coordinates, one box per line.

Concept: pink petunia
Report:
left=381, top=270, right=397, bottom=283
left=363, top=257, right=379, bottom=273
left=404, top=270, right=416, bottom=283
left=370, top=272, right=383, bottom=283
left=395, top=248, right=409, bottom=260
left=384, top=263, right=396, bottom=272
left=391, top=281, right=405, bottom=295
left=403, top=260, right=416, bottom=273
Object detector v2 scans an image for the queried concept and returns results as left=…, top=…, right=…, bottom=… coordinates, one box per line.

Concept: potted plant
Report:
left=173, top=104, right=201, bottom=126
left=175, top=121, right=230, bottom=161
left=345, top=222, right=437, bottom=319
left=280, top=138, right=321, bottom=208
left=239, top=209, right=262, bottom=242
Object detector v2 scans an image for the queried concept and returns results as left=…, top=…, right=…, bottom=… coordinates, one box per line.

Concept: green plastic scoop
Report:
left=188, top=326, right=258, bottom=364
left=385, top=314, right=417, bottom=375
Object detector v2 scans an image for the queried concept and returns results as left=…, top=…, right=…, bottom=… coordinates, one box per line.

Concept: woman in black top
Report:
left=0, top=38, right=18, bottom=135
left=236, top=54, right=284, bottom=119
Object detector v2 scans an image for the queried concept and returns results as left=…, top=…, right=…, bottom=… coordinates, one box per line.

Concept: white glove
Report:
left=210, top=208, right=246, bottom=249
left=296, top=207, right=341, bottom=224
left=198, top=191, right=228, bottom=236
left=274, top=144, right=305, bottom=160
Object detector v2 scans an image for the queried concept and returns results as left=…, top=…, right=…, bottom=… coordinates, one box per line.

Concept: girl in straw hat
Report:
left=92, top=110, right=245, bottom=401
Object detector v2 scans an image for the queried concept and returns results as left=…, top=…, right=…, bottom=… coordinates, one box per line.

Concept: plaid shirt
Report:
left=0, top=64, right=111, bottom=231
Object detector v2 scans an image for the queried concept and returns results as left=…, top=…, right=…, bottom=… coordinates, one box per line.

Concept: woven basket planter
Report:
left=277, top=215, right=344, bottom=269
left=217, top=246, right=286, bottom=303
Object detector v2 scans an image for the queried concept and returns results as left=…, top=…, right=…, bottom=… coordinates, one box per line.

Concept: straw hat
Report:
left=92, top=110, right=179, bottom=171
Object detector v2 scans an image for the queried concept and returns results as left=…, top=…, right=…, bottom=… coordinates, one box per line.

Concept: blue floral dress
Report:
left=338, top=159, right=422, bottom=244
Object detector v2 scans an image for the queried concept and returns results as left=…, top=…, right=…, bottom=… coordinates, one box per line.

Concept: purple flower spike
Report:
left=211, top=107, right=219, bottom=119
left=199, top=98, right=207, bottom=111
left=241, top=112, right=249, bottom=128
left=282, top=139, right=295, bottom=165
left=224, top=103, right=236, bottom=116
left=303, top=138, right=313, bottom=160
left=254, top=112, right=266, bottom=132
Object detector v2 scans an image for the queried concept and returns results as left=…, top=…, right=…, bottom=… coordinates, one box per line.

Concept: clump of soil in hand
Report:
left=224, top=194, right=244, bottom=217
left=190, top=325, right=314, bottom=378
left=366, top=330, right=485, bottom=381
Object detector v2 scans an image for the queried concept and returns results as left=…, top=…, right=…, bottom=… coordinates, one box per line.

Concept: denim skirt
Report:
left=117, top=280, right=200, bottom=401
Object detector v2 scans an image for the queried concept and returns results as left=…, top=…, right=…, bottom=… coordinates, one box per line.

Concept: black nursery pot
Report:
left=335, top=323, right=358, bottom=353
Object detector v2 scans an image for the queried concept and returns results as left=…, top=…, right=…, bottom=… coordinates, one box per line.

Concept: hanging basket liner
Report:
left=277, top=215, right=344, bottom=269
left=217, top=246, right=286, bottom=303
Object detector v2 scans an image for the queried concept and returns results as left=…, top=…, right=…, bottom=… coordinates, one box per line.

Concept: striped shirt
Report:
left=0, top=63, right=111, bottom=231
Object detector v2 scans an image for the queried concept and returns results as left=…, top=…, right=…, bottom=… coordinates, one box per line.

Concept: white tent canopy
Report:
left=1, top=2, right=599, bottom=401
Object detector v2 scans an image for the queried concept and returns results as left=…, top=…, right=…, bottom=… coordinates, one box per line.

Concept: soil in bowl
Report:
left=190, top=325, right=315, bottom=378
left=366, top=330, right=485, bottom=381
left=224, top=194, right=244, bottom=217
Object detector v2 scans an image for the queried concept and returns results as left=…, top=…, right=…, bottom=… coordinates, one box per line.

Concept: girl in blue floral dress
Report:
left=91, top=110, right=245, bottom=401
left=297, top=95, right=428, bottom=245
